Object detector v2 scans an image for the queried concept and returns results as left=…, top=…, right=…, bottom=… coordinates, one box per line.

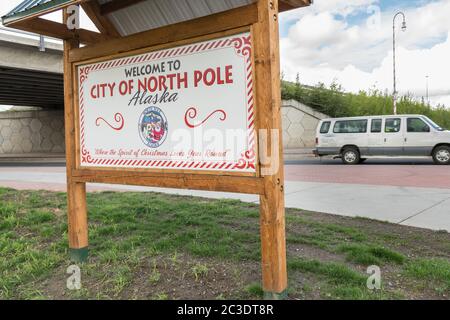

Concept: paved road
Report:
left=0, top=159, right=449, bottom=231
left=285, top=158, right=450, bottom=189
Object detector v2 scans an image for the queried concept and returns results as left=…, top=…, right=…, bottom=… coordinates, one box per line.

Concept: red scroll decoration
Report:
left=230, top=35, right=252, bottom=59
left=184, top=107, right=227, bottom=128
left=234, top=149, right=256, bottom=170
left=95, top=113, right=125, bottom=131
left=81, top=147, right=94, bottom=164
left=79, top=66, right=92, bottom=86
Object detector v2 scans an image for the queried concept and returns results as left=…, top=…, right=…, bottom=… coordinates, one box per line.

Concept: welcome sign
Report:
left=77, top=32, right=256, bottom=173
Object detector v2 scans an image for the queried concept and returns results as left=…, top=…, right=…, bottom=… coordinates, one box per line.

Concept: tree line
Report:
left=281, top=80, right=450, bottom=129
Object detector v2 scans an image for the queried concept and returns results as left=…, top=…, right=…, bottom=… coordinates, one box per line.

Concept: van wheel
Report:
left=432, top=146, right=450, bottom=165
left=341, top=147, right=360, bottom=165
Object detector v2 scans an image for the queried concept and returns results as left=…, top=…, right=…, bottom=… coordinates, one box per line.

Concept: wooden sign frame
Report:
left=73, top=30, right=259, bottom=176
left=63, top=0, right=287, bottom=299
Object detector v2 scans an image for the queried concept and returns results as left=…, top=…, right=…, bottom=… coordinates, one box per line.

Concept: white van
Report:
left=314, top=115, right=450, bottom=165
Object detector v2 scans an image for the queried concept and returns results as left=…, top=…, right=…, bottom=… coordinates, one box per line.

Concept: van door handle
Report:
left=404, top=137, right=407, bottom=142
left=384, top=138, right=387, bottom=143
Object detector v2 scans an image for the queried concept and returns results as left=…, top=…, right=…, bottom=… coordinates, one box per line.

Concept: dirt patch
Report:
left=122, top=254, right=260, bottom=300
left=287, top=208, right=450, bottom=258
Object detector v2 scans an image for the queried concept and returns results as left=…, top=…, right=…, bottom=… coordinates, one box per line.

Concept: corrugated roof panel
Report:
left=5, top=0, right=48, bottom=17
left=103, top=0, right=256, bottom=36
left=2, top=0, right=75, bottom=25
left=4, top=0, right=310, bottom=37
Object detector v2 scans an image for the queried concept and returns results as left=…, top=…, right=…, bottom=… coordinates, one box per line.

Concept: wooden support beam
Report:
left=279, top=0, right=311, bottom=12
left=100, top=0, right=147, bottom=15
left=72, top=169, right=265, bottom=195
left=2, top=0, right=87, bottom=26
left=11, top=17, right=111, bottom=45
left=63, top=8, right=89, bottom=263
left=253, top=0, right=288, bottom=299
left=280, top=0, right=311, bottom=8
left=279, top=2, right=295, bottom=12
left=81, top=1, right=121, bottom=37
left=70, top=3, right=258, bottom=62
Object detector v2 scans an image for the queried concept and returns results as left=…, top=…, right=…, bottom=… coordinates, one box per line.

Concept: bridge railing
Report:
left=0, top=25, right=62, bottom=51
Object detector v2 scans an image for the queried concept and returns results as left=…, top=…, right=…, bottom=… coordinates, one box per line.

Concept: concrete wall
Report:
left=0, top=100, right=326, bottom=158
left=281, top=99, right=329, bottom=149
left=0, top=110, right=65, bottom=157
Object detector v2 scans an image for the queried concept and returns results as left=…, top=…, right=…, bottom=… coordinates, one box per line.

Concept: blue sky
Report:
left=0, top=0, right=448, bottom=108
left=279, top=0, right=450, bottom=107
left=281, top=0, right=439, bottom=38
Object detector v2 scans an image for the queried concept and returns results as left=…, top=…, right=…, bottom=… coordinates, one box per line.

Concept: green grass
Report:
left=148, top=260, right=161, bottom=284
left=245, top=283, right=264, bottom=298
left=287, top=258, right=383, bottom=299
left=288, top=258, right=366, bottom=286
left=1, top=187, right=449, bottom=300
left=404, top=259, right=450, bottom=293
left=286, top=215, right=368, bottom=250
left=337, top=244, right=406, bottom=266
left=191, top=263, right=209, bottom=281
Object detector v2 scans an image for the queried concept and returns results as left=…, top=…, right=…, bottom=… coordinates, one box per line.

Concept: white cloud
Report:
left=281, top=0, right=379, bottom=21
left=0, top=0, right=22, bottom=17
left=280, top=0, right=450, bottom=108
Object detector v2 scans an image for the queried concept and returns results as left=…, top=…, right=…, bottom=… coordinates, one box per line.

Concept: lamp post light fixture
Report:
left=392, top=12, right=407, bottom=115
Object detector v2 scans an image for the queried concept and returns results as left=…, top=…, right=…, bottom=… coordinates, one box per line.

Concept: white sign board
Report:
left=77, top=32, right=255, bottom=173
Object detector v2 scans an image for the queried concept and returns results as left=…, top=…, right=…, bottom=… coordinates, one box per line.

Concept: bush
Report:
left=281, top=81, right=450, bottom=129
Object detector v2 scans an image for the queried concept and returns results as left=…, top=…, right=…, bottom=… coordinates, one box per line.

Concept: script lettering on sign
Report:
left=77, top=32, right=255, bottom=173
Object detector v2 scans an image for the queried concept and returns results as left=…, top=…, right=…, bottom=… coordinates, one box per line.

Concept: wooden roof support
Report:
left=69, top=3, right=259, bottom=62
left=10, top=16, right=112, bottom=45
left=100, top=0, right=147, bottom=15
left=279, top=2, right=295, bottom=12
left=81, top=1, right=121, bottom=37
left=3, top=0, right=311, bottom=41
left=281, top=0, right=311, bottom=7
left=279, top=0, right=311, bottom=12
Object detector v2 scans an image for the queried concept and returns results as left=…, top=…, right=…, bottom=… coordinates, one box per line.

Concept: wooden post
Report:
left=253, top=0, right=288, bottom=299
left=63, top=8, right=88, bottom=263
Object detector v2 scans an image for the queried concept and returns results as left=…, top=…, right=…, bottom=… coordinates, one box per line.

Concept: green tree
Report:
left=281, top=80, right=450, bottom=129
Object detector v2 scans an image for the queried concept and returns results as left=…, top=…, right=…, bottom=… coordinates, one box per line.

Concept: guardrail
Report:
left=0, top=24, right=62, bottom=51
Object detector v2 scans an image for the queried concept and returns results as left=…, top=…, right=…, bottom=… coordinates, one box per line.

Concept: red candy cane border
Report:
left=78, top=33, right=256, bottom=172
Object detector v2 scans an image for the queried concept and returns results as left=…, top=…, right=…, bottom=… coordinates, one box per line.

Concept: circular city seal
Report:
left=138, top=106, right=168, bottom=148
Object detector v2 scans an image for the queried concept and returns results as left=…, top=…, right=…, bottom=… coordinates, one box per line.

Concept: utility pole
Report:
left=393, top=12, right=407, bottom=115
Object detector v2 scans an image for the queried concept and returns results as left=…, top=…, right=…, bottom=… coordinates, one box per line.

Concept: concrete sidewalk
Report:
left=0, top=166, right=449, bottom=232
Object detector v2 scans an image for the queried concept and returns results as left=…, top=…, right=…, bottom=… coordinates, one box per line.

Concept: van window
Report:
left=320, top=121, right=331, bottom=134
left=422, top=116, right=444, bottom=131
left=371, top=119, right=382, bottom=133
left=333, top=120, right=368, bottom=133
left=385, top=118, right=401, bottom=133
left=407, top=118, right=430, bottom=133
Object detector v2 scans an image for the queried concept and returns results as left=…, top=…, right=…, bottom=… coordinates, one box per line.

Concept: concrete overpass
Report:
left=0, top=26, right=63, bottom=108
left=0, top=27, right=65, bottom=158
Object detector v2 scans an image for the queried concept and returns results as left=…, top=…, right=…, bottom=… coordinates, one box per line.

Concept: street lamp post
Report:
left=393, top=12, right=407, bottom=115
